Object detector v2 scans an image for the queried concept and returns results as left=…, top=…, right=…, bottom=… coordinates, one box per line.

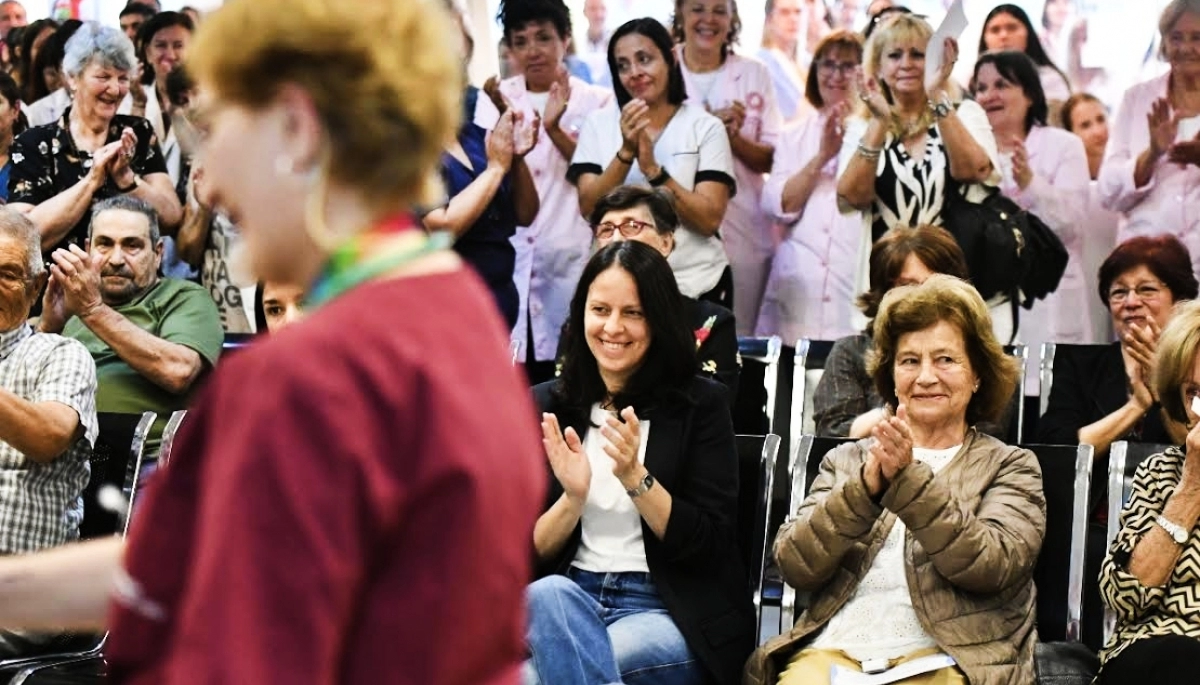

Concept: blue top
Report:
left=440, top=87, right=519, bottom=329
left=0, top=161, right=10, bottom=202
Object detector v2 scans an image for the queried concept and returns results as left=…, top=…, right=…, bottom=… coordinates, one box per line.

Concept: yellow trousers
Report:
left=777, top=647, right=968, bottom=685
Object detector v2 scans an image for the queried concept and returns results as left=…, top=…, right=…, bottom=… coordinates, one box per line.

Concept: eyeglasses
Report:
left=593, top=219, right=654, bottom=240
left=1108, top=281, right=1166, bottom=304
left=816, top=60, right=858, bottom=75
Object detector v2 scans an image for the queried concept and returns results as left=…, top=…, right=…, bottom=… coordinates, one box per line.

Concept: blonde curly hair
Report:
left=188, top=0, right=462, bottom=213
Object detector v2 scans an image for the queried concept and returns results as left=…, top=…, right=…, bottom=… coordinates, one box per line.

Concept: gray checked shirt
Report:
left=0, top=324, right=97, bottom=554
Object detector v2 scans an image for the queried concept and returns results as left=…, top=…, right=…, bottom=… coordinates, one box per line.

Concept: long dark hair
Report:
left=554, top=241, right=696, bottom=423
left=972, top=50, right=1047, bottom=132
left=608, top=18, right=687, bottom=108
left=977, top=4, right=1069, bottom=89
left=137, top=11, right=194, bottom=87
left=17, top=18, right=57, bottom=104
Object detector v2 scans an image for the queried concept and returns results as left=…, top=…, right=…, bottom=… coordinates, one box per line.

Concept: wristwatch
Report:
left=626, top=472, right=655, bottom=499
left=116, top=175, right=141, bottom=194
left=1156, top=514, right=1190, bottom=545
left=648, top=167, right=671, bottom=187
left=929, top=93, right=953, bottom=120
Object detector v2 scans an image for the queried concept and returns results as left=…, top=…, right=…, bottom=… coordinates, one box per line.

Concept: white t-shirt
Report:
left=572, top=404, right=652, bottom=573
left=570, top=102, right=735, bottom=298
left=809, top=444, right=962, bottom=662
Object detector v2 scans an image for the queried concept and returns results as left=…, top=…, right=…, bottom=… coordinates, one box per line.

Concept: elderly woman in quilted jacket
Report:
left=745, top=275, right=1046, bottom=685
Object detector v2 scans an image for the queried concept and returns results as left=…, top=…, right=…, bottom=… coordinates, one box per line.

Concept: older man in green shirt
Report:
left=38, top=196, right=222, bottom=452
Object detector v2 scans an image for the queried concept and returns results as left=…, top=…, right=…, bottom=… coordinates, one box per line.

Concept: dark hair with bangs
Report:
left=977, top=4, right=1070, bottom=91
left=588, top=185, right=679, bottom=234
left=553, top=241, right=697, bottom=424
left=1098, top=235, right=1199, bottom=307
left=137, top=11, right=194, bottom=86
left=608, top=18, right=687, bottom=108
left=971, top=50, right=1047, bottom=132
left=497, top=0, right=572, bottom=44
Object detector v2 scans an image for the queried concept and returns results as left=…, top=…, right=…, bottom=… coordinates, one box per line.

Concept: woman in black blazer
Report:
left=527, top=240, right=754, bottom=685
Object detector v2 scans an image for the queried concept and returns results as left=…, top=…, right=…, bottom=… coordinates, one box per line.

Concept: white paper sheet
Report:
left=925, top=0, right=968, bottom=92
left=831, top=654, right=958, bottom=685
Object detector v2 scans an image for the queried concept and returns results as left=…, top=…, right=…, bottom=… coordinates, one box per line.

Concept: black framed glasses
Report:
left=593, top=219, right=654, bottom=241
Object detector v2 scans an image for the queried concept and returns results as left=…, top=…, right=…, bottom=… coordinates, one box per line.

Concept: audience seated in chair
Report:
left=37, top=196, right=222, bottom=455
left=529, top=241, right=754, bottom=685
left=1096, top=299, right=1200, bottom=684
left=747, top=275, right=1045, bottom=685
left=556, top=185, right=739, bottom=396
left=0, top=208, right=97, bottom=658
left=812, top=225, right=968, bottom=438
left=1038, top=235, right=1197, bottom=649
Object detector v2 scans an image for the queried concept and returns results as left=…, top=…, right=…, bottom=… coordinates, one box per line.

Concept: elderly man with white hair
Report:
left=0, top=207, right=98, bottom=657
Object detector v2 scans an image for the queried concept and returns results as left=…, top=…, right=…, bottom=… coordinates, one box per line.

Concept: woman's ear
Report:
left=273, top=83, right=326, bottom=174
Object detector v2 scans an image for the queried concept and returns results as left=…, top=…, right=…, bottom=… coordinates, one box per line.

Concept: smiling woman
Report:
left=747, top=274, right=1042, bottom=685
left=530, top=239, right=753, bottom=685
left=7, top=22, right=182, bottom=255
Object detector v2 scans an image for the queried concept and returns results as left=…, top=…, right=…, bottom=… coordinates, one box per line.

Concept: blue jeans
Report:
left=523, top=567, right=705, bottom=685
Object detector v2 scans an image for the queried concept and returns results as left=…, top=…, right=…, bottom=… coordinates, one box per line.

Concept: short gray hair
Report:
left=0, top=209, right=42, bottom=279
left=1160, top=0, right=1200, bottom=57
left=90, top=196, right=160, bottom=244
left=63, top=22, right=136, bottom=79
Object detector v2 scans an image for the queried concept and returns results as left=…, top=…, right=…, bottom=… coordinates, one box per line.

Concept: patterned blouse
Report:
left=1099, top=446, right=1200, bottom=667
left=8, top=108, right=168, bottom=253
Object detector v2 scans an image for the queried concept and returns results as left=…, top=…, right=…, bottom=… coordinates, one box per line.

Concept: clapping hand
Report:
left=619, top=98, right=651, bottom=156
left=485, top=110, right=517, bottom=171
left=47, top=244, right=104, bottom=320
left=712, top=100, right=747, bottom=138
left=1168, top=131, right=1200, bottom=168
left=542, top=413, right=591, bottom=507
left=925, top=36, right=958, bottom=96
left=853, top=67, right=891, bottom=122
left=865, top=404, right=915, bottom=497
left=544, top=66, right=571, bottom=132
left=601, top=407, right=643, bottom=484
left=1147, top=97, right=1178, bottom=160
left=818, top=102, right=848, bottom=163
left=1010, top=136, right=1033, bottom=190
left=512, top=109, right=540, bottom=158
left=108, top=127, right=138, bottom=184
left=1124, top=318, right=1161, bottom=379
left=483, top=75, right=511, bottom=115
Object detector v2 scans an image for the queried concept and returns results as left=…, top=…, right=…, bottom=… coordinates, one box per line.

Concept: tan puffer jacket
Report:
left=744, top=430, right=1046, bottom=685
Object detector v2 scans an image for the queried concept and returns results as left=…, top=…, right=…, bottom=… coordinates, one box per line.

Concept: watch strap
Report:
left=115, top=175, right=140, bottom=194
left=1157, top=514, right=1190, bottom=544
left=626, top=472, right=654, bottom=498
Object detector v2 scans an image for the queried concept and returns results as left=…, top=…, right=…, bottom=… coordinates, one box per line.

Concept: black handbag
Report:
left=940, top=180, right=1068, bottom=308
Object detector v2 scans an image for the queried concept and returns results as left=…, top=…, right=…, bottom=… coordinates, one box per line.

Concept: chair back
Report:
left=1103, top=440, right=1172, bottom=643
left=1039, top=343, right=1114, bottom=419
left=779, top=434, right=858, bottom=631
left=157, top=410, right=189, bottom=470
left=735, top=433, right=781, bottom=646
left=1003, top=344, right=1027, bottom=443
left=1022, top=443, right=1093, bottom=644
left=789, top=339, right=836, bottom=455
left=80, top=412, right=155, bottom=540
left=733, top=337, right=784, bottom=437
